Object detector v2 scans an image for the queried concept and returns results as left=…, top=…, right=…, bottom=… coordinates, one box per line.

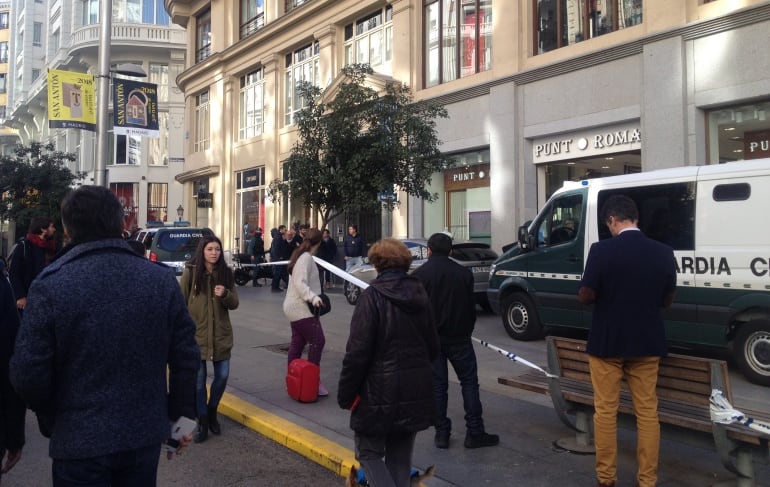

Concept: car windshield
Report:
left=155, top=229, right=211, bottom=253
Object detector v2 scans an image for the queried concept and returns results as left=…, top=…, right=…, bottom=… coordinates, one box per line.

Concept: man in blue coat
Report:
left=10, top=186, right=200, bottom=486
left=578, top=195, right=677, bottom=487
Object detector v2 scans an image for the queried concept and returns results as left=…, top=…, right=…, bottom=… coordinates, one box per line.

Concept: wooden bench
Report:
left=498, top=336, right=770, bottom=487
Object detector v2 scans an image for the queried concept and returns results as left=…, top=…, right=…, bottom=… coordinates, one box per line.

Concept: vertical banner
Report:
left=47, top=69, right=97, bottom=131
left=113, top=79, right=160, bottom=138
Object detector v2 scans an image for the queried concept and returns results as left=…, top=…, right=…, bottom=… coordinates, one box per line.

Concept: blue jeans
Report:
left=345, top=256, right=362, bottom=272
left=432, top=339, right=484, bottom=435
left=52, top=443, right=161, bottom=487
left=197, top=359, right=230, bottom=417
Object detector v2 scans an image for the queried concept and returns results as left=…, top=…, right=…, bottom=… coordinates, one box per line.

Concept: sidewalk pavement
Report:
left=216, top=284, right=768, bottom=486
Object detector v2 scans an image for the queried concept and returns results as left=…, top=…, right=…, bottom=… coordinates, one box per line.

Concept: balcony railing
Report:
left=196, top=43, right=211, bottom=63
left=70, top=24, right=186, bottom=54
left=240, top=13, right=265, bottom=39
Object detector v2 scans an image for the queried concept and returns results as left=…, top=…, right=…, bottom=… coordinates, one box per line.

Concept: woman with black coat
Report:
left=338, top=238, right=439, bottom=487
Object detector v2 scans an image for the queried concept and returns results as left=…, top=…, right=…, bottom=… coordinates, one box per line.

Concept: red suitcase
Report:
left=286, top=358, right=320, bottom=403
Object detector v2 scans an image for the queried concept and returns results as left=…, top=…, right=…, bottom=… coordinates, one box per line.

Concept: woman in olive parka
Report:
left=180, top=234, right=239, bottom=443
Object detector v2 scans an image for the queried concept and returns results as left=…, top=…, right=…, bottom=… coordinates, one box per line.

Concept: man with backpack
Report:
left=8, top=217, right=57, bottom=313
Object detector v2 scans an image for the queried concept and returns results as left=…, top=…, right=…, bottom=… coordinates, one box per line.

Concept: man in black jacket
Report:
left=0, top=267, right=24, bottom=483
left=8, top=216, right=57, bottom=313
left=413, top=232, right=499, bottom=450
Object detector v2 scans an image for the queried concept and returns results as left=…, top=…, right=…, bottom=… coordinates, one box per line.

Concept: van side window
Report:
left=597, top=182, right=695, bottom=250
left=534, top=194, right=583, bottom=247
left=713, top=183, right=750, bottom=202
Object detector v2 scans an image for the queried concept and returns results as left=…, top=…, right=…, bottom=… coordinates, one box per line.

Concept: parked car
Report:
left=133, top=224, right=214, bottom=275
left=343, top=238, right=497, bottom=310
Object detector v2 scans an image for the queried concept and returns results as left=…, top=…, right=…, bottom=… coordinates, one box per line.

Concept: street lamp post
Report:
left=177, top=205, right=184, bottom=222
left=95, top=0, right=147, bottom=187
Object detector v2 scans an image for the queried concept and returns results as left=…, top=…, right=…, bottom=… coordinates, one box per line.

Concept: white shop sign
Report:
left=533, top=122, right=642, bottom=164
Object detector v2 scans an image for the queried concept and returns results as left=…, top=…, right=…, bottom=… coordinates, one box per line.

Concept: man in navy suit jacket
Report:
left=578, top=195, right=676, bottom=487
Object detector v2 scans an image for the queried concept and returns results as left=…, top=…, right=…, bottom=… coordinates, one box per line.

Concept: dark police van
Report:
left=134, top=224, right=213, bottom=275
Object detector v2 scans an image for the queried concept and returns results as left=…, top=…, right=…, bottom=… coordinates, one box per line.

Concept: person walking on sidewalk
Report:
left=578, top=195, right=677, bottom=487
left=283, top=228, right=329, bottom=396
left=0, top=263, right=25, bottom=484
left=318, top=229, right=337, bottom=288
left=270, top=225, right=291, bottom=292
left=338, top=238, right=439, bottom=487
left=10, top=186, right=199, bottom=485
left=8, top=216, right=57, bottom=314
left=343, top=225, right=366, bottom=272
left=181, top=234, right=240, bottom=443
left=250, top=228, right=266, bottom=287
left=412, top=232, right=499, bottom=450
left=337, top=238, right=439, bottom=487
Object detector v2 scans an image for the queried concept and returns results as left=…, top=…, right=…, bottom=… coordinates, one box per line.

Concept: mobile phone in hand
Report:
left=163, top=416, right=197, bottom=452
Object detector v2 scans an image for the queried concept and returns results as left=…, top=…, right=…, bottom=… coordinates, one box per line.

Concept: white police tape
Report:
left=710, top=389, right=770, bottom=435
left=261, top=256, right=554, bottom=378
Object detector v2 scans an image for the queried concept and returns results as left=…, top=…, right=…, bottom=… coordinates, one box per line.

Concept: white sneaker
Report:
left=318, top=383, right=329, bottom=397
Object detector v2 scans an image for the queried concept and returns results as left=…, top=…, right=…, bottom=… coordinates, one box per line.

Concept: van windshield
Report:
left=155, top=229, right=212, bottom=253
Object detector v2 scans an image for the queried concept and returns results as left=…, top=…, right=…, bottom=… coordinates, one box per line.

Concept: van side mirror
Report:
left=518, top=221, right=533, bottom=251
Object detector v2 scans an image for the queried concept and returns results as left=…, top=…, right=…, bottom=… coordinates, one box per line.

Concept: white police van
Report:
left=487, top=158, right=770, bottom=385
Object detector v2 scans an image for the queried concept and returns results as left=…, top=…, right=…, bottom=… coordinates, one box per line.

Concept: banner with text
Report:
left=113, top=79, right=159, bottom=138
left=47, top=69, right=96, bottom=131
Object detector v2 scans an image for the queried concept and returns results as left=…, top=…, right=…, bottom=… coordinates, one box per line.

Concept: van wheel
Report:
left=734, top=320, right=770, bottom=386
left=344, top=282, right=360, bottom=305
left=502, top=293, right=542, bottom=341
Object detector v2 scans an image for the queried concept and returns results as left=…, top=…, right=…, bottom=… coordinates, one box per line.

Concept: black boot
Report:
left=207, top=407, right=221, bottom=435
left=194, top=416, right=208, bottom=443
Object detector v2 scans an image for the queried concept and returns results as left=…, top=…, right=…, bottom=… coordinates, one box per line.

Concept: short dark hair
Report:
left=427, top=232, right=452, bottom=256
left=601, top=195, right=639, bottom=223
left=61, top=186, right=124, bottom=244
left=28, top=216, right=54, bottom=235
left=348, top=224, right=358, bottom=231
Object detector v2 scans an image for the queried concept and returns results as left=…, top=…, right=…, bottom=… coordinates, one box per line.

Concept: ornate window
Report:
left=240, top=68, right=265, bottom=139
left=424, top=0, right=492, bottom=88
left=194, top=91, right=210, bottom=153
left=196, top=9, right=212, bottom=62
left=285, top=41, right=320, bottom=126
left=344, top=6, right=393, bottom=75
left=534, top=0, right=643, bottom=54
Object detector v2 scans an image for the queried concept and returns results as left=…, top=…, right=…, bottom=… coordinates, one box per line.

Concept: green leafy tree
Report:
left=0, top=142, right=84, bottom=236
left=269, top=64, right=450, bottom=230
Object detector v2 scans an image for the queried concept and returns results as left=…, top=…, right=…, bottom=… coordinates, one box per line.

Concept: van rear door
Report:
left=525, top=191, right=586, bottom=328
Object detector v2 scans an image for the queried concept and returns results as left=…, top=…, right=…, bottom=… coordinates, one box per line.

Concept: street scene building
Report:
left=163, top=0, right=770, bottom=253
left=1, top=1, right=769, bottom=253
left=5, top=0, right=187, bottom=231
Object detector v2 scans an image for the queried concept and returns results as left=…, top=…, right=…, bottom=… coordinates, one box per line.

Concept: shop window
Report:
left=241, top=0, right=264, bottom=38
left=535, top=0, right=642, bottom=54
left=708, top=101, right=770, bottom=163
left=285, top=41, right=320, bottom=126
left=196, top=9, right=212, bottom=63
left=344, top=6, right=393, bottom=75
left=425, top=0, right=492, bottom=88
left=240, top=68, right=265, bottom=139
left=236, top=167, right=267, bottom=252
left=147, top=183, right=168, bottom=222
left=111, top=182, right=139, bottom=230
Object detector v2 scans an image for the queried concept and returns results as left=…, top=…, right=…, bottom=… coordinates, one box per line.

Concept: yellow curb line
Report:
left=218, top=392, right=358, bottom=478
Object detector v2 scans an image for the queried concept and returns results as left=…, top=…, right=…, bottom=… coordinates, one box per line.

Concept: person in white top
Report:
left=282, top=228, right=329, bottom=396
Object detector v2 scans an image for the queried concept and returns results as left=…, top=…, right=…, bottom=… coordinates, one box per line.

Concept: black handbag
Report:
left=308, top=293, right=331, bottom=317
